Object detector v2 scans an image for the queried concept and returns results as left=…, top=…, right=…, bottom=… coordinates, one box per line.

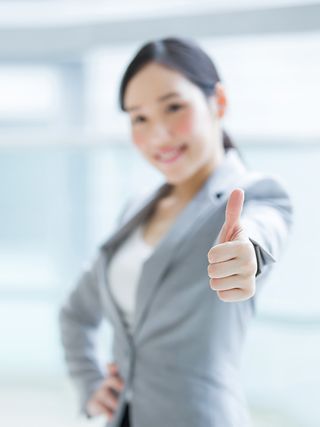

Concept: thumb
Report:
left=218, top=188, right=245, bottom=243
left=225, top=188, right=244, bottom=231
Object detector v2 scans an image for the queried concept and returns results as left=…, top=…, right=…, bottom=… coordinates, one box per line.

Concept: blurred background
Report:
left=1, top=1, right=319, bottom=426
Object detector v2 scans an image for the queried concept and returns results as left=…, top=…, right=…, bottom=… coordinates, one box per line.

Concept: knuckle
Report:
left=208, top=245, right=219, bottom=263
left=107, top=384, right=118, bottom=397
left=248, top=258, right=257, bottom=274
left=207, top=249, right=214, bottom=263
left=105, top=377, right=112, bottom=388
left=114, top=381, right=123, bottom=392
left=105, top=391, right=117, bottom=407
left=217, top=291, right=227, bottom=301
left=243, top=280, right=256, bottom=298
left=241, top=258, right=256, bottom=275
left=236, top=241, right=249, bottom=255
left=207, top=264, right=214, bottom=277
left=97, top=388, right=105, bottom=399
left=209, top=278, right=216, bottom=289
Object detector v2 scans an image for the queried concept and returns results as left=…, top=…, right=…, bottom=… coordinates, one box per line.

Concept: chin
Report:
left=162, top=171, right=192, bottom=185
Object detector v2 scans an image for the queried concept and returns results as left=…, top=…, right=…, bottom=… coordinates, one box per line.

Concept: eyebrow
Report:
left=124, top=92, right=181, bottom=112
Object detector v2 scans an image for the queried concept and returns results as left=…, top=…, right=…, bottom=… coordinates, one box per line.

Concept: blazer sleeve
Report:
left=58, top=254, right=106, bottom=418
left=241, top=175, right=294, bottom=280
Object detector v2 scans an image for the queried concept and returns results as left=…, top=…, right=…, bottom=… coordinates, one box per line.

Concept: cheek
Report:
left=132, top=129, right=147, bottom=148
left=172, top=110, right=197, bottom=136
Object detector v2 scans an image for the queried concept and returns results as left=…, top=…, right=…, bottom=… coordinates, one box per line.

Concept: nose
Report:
left=149, top=122, right=173, bottom=146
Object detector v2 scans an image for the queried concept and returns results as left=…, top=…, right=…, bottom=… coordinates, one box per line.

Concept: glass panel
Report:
left=0, top=66, right=60, bottom=122
left=84, top=33, right=320, bottom=141
left=0, top=141, right=318, bottom=426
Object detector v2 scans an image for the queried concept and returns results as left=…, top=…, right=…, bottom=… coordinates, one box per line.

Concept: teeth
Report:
left=158, top=145, right=185, bottom=161
left=159, top=149, right=180, bottom=160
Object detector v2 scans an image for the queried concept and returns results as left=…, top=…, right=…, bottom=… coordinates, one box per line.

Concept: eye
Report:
left=132, top=115, right=146, bottom=125
left=166, top=103, right=184, bottom=113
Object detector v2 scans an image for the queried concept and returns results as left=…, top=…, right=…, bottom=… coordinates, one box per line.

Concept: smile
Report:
left=155, top=144, right=188, bottom=164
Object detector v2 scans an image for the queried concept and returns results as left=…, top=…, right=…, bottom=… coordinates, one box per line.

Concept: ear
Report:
left=208, top=82, right=227, bottom=119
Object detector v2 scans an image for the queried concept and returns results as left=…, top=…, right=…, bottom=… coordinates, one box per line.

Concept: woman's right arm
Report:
left=58, top=196, right=138, bottom=417
left=58, top=254, right=107, bottom=417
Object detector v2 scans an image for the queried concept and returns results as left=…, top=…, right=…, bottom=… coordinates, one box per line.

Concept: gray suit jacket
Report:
left=59, top=148, right=293, bottom=427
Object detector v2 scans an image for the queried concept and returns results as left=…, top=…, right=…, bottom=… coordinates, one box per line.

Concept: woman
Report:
left=59, top=37, right=293, bottom=427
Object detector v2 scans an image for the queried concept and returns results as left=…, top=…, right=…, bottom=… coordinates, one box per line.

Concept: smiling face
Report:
left=123, top=62, right=225, bottom=186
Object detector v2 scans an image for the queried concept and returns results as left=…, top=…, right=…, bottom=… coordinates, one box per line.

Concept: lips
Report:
left=155, top=143, right=187, bottom=164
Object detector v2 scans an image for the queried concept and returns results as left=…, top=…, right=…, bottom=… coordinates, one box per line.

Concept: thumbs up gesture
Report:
left=207, top=188, right=257, bottom=302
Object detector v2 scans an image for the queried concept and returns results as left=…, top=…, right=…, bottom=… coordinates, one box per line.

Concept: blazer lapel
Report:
left=132, top=179, right=212, bottom=336
left=97, top=183, right=172, bottom=343
left=100, top=182, right=171, bottom=253
left=132, top=149, right=248, bottom=336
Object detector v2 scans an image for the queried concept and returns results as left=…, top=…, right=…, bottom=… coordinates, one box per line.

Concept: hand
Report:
left=207, top=188, right=257, bottom=302
left=86, top=362, right=124, bottom=420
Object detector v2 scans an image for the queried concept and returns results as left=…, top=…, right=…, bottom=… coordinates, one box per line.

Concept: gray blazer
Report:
left=59, top=148, right=293, bottom=427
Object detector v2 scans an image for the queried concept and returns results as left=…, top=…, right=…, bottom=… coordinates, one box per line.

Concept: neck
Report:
left=168, top=144, right=225, bottom=203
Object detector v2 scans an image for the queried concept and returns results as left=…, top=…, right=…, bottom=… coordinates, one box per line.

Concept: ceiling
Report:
left=0, top=1, right=319, bottom=60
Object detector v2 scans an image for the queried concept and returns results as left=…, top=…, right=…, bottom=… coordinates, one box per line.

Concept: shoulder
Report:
left=239, top=171, right=294, bottom=236
left=240, top=171, right=292, bottom=202
left=116, top=182, right=168, bottom=227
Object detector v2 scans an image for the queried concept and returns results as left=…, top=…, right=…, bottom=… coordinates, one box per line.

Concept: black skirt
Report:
left=120, top=403, right=131, bottom=427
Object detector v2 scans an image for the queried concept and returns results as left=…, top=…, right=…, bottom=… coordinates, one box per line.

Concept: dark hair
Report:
left=119, top=36, right=237, bottom=153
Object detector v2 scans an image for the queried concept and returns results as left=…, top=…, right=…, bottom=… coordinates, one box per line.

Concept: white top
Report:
left=108, top=223, right=156, bottom=403
left=108, top=223, right=155, bottom=335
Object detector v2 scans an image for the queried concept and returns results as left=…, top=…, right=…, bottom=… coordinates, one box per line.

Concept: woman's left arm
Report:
left=207, top=176, right=293, bottom=302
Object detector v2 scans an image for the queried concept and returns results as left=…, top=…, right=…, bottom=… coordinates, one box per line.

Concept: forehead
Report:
left=124, top=62, right=201, bottom=110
